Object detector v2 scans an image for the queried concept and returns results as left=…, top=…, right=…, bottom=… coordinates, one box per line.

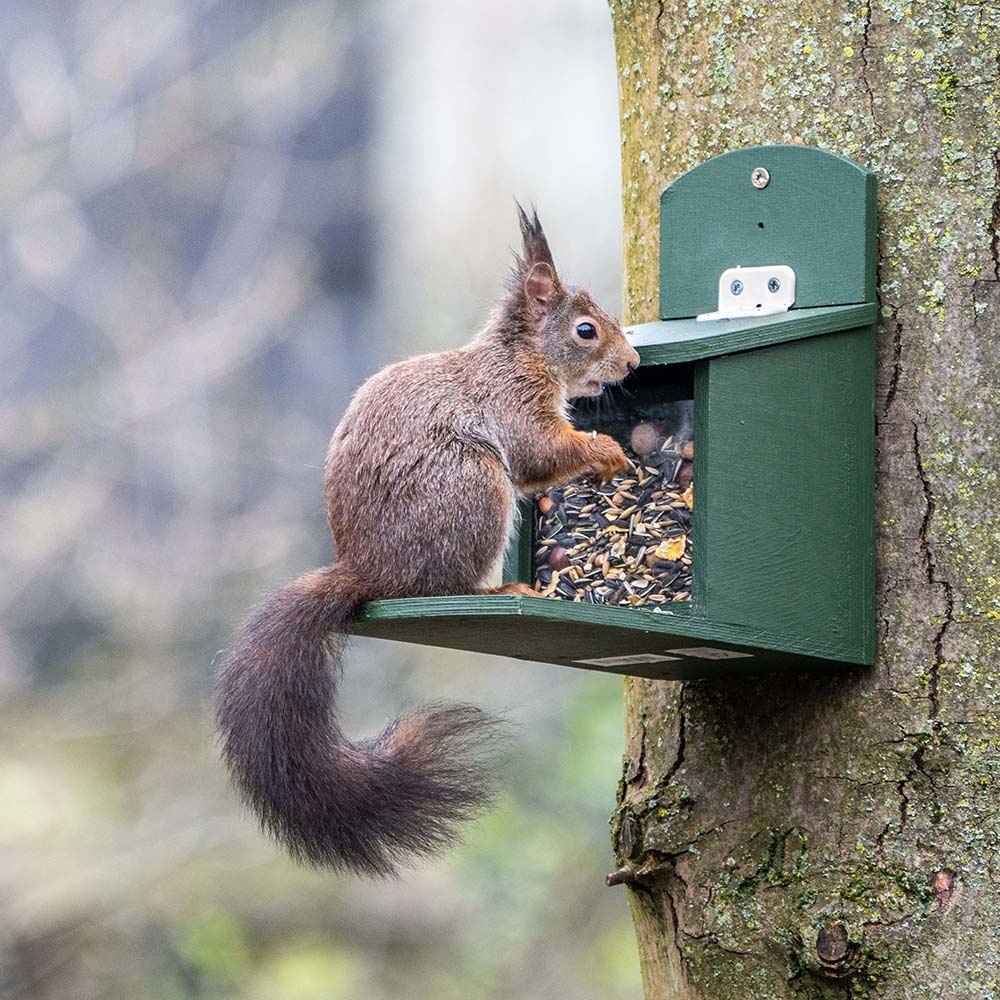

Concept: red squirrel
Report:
left=216, top=207, right=640, bottom=874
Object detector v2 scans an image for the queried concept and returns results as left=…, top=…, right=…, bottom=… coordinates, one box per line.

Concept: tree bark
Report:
left=608, top=2, right=1000, bottom=997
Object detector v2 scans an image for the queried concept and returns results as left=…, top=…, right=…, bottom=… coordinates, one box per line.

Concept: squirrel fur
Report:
left=216, top=206, right=640, bottom=875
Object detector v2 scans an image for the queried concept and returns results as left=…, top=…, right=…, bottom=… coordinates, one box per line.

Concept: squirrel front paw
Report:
left=583, top=434, right=628, bottom=483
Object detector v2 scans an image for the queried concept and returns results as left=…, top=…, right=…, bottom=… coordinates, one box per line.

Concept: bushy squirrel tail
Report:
left=215, top=565, right=501, bottom=875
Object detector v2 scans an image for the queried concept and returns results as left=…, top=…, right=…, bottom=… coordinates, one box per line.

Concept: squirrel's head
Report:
left=509, top=205, right=640, bottom=399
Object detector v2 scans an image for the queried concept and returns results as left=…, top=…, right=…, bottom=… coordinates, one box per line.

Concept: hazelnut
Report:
left=630, top=422, right=661, bottom=455
left=548, top=546, right=570, bottom=571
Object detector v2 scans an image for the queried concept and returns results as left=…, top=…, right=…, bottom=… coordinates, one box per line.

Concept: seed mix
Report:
left=533, top=435, right=693, bottom=607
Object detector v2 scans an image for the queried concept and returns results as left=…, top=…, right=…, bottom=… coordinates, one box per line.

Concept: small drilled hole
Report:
left=757, top=222, right=765, bottom=229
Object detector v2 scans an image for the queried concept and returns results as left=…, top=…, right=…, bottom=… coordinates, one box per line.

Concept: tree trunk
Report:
left=608, top=3, right=1000, bottom=997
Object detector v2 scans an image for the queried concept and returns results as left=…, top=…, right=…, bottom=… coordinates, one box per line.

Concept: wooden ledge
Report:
left=354, top=595, right=865, bottom=679
left=625, top=302, right=877, bottom=366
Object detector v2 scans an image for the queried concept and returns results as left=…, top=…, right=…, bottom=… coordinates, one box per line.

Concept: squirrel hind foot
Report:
left=476, top=582, right=537, bottom=598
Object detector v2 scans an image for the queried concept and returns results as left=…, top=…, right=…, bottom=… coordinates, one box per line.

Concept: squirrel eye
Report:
left=575, top=322, right=598, bottom=340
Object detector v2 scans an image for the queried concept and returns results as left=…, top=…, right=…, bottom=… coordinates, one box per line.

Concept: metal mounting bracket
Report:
left=696, top=265, right=796, bottom=321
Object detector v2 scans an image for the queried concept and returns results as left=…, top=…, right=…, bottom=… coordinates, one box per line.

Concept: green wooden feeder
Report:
left=355, top=145, right=877, bottom=679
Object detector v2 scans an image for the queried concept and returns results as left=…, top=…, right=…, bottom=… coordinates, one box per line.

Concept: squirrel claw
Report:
left=583, top=433, right=628, bottom=484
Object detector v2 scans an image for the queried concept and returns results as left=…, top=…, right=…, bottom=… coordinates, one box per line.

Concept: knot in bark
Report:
left=796, top=918, right=864, bottom=981
left=816, top=921, right=850, bottom=967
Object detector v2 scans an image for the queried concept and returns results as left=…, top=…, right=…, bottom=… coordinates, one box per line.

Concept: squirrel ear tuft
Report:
left=515, top=201, right=555, bottom=269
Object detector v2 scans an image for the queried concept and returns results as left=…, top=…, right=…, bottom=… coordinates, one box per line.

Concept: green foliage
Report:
left=175, top=912, right=252, bottom=989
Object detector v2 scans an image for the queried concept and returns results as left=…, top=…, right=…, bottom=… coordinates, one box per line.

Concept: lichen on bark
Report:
left=608, top=1, right=1000, bottom=996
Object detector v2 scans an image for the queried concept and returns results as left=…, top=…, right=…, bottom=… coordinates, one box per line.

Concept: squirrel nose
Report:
left=626, top=347, right=640, bottom=372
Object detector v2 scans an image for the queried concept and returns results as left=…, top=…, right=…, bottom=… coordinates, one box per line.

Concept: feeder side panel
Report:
left=501, top=498, right=534, bottom=584
left=697, top=325, right=875, bottom=662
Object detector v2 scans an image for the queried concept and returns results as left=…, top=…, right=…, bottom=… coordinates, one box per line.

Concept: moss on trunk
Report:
left=608, top=1, right=1000, bottom=996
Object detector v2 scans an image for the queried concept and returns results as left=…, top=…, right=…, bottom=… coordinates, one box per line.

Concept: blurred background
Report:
left=0, top=1, right=635, bottom=997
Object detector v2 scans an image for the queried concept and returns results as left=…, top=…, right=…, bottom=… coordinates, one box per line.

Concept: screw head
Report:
left=730, top=279, right=744, bottom=295
left=768, top=277, right=781, bottom=293
left=751, top=166, right=770, bottom=189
